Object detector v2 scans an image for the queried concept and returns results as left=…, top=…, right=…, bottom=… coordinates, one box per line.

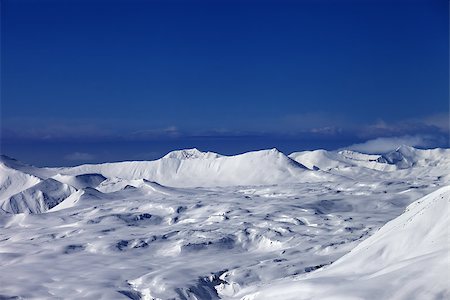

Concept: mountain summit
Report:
left=163, top=148, right=221, bottom=160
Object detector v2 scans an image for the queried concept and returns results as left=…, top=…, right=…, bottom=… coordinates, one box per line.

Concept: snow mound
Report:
left=52, top=173, right=107, bottom=189
left=50, top=187, right=108, bottom=212
left=239, top=186, right=450, bottom=300
left=1, top=178, right=77, bottom=214
left=288, top=150, right=347, bottom=170
left=0, top=163, right=41, bottom=201
left=97, top=178, right=174, bottom=194
left=49, top=189, right=85, bottom=212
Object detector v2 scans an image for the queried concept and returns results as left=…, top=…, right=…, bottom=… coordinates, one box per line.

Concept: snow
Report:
left=1, top=178, right=76, bottom=214
left=236, top=186, right=450, bottom=300
left=52, top=173, right=107, bottom=189
left=289, top=149, right=395, bottom=172
left=163, top=148, right=222, bottom=160
left=0, top=146, right=448, bottom=299
left=17, top=148, right=321, bottom=187
left=0, top=162, right=41, bottom=201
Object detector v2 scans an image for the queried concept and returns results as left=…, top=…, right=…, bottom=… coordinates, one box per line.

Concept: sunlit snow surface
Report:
left=237, top=186, right=450, bottom=300
left=0, top=147, right=448, bottom=299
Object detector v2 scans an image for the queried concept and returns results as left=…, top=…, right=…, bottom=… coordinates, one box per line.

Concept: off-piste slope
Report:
left=0, top=157, right=104, bottom=214
left=1, top=178, right=77, bottom=214
left=237, top=185, right=450, bottom=300
left=52, top=173, right=107, bottom=189
left=53, top=148, right=321, bottom=187
left=0, top=155, right=55, bottom=178
left=379, top=145, right=450, bottom=169
left=0, top=162, right=41, bottom=202
left=289, top=146, right=450, bottom=172
left=289, top=149, right=401, bottom=172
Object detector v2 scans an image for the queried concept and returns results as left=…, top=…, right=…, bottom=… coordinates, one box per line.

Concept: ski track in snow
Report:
left=0, top=146, right=448, bottom=299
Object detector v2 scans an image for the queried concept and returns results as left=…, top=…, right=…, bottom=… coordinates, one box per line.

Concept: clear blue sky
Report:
left=1, top=0, right=448, bottom=166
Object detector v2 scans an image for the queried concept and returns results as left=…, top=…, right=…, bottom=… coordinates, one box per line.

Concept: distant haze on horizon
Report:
left=1, top=0, right=448, bottom=166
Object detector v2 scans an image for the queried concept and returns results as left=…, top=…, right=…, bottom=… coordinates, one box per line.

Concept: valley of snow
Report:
left=0, top=146, right=448, bottom=299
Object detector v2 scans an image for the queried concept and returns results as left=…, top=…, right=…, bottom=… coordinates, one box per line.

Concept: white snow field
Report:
left=0, top=146, right=448, bottom=299
left=234, top=186, right=450, bottom=300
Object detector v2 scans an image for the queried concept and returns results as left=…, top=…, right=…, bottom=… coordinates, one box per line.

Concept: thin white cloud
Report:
left=421, top=113, right=449, bottom=132
left=64, top=152, right=96, bottom=161
left=283, top=112, right=350, bottom=130
left=344, top=135, right=440, bottom=154
left=128, top=126, right=181, bottom=139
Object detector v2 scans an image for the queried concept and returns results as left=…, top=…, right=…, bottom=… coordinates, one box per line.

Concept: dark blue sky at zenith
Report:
left=1, top=0, right=449, bottom=166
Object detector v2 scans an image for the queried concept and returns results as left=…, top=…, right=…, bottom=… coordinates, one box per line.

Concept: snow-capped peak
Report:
left=379, top=145, right=418, bottom=168
left=0, top=154, right=27, bottom=168
left=162, top=148, right=220, bottom=160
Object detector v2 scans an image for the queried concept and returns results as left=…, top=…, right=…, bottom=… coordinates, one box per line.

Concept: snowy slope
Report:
left=1, top=176, right=430, bottom=299
left=52, top=173, right=107, bottom=189
left=289, top=149, right=395, bottom=172
left=0, top=155, right=54, bottom=179
left=380, top=145, right=450, bottom=169
left=237, top=186, right=450, bottom=300
left=290, top=146, right=450, bottom=172
left=52, top=148, right=320, bottom=187
left=0, top=147, right=449, bottom=299
left=0, top=163, right=41, bottom=201
left=1, top=178, right=77, bottom=214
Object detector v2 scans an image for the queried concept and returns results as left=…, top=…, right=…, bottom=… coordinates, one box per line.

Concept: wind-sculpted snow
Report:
left=0, top=147, right=448, bottom=299
left=1, top=178, right=77, bottom=214
left=237, top=186, right=450, bottom=300
left=52, top=173, right=107, bottom=189
left=0, top=162, right=41, bottom=201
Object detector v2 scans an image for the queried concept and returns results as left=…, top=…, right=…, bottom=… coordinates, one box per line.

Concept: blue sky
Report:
left=1, top=0, right=448, bottom=166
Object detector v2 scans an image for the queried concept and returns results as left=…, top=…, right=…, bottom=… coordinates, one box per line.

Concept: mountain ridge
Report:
left=1, top=146, right=449, bottom=214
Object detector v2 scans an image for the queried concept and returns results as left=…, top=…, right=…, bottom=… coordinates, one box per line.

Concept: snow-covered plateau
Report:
left=0, top=146, right=448, bottom=299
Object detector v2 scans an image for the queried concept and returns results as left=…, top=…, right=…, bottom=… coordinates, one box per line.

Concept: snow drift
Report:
left=0, top=162, right=41, bottom=201
left=52, top=173, right=107, bottom=189
left=238, top=185, right=450, bottom=300
left=1, top=178, right=77, bottom=214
